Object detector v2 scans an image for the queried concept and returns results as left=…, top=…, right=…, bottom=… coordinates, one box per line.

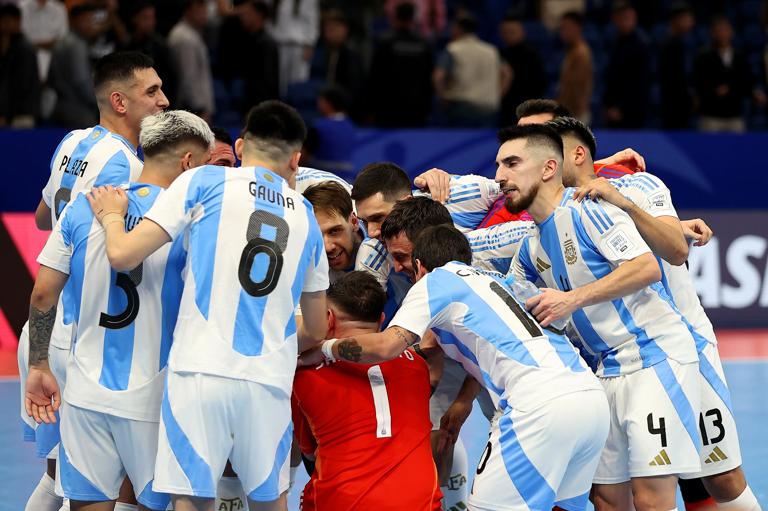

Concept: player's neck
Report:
left=573, top=161, right=596, bottom=187
left=137, top=160, right=176, bottom=188
left=334, top=323, right=379, bottom=338
left=529, top=183, right=566, bottom=224
left=241, top=156, right=294, bottom=183
left=99, top=115, right=138, bottom=149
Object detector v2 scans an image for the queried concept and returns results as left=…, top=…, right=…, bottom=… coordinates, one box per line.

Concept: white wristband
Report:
left=321, top=339, right=337, bottom=363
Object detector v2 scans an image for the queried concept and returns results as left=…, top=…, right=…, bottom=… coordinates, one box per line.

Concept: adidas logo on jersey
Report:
left=535, top=257, right=551, bottom=273
left=704, top=446, right=729, bottom=464
left=648, top=449, right=672, bottom=466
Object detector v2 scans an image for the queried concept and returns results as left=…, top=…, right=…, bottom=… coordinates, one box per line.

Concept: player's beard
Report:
left=504, top=182, right=538, bottom=214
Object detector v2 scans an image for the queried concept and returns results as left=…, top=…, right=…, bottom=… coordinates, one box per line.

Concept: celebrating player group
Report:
left=19, top=51, right=761, bottom=511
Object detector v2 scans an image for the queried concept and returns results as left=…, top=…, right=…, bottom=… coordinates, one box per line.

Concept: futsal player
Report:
left=19, top=50, right=169, bottom=511
left=86, top=100, right=329, bottom=511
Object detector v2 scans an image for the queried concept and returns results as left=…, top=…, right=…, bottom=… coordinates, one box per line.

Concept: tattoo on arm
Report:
left=392, top=327, right=418, bottom=348
left=337, top=338, right=362, bottom=362
left=28, top=305, right=56, bottom=366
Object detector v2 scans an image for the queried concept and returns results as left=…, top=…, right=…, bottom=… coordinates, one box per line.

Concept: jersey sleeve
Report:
left=580, top=199, right=652, bottom=264
left=466, top=220, right=535, bottom=274
left=355, top=238, right=391, bottom=288
left=36, top=196, right=79, bottom=274
left=302, top=214, right=330, bottom=293
left=144, top=168, right=198, bottom=240
left=41, top=172, right=54, bottom=208
left=508, top=235, right=540, bottom=285
left=442, top=175, right=501, bottom=232
left=387, top=277, right=435, bottom=339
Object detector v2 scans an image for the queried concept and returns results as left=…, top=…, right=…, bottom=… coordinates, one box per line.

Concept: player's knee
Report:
left=702, top=467, right=747, bottom=502
left=632, top=485, right=676, bottom=511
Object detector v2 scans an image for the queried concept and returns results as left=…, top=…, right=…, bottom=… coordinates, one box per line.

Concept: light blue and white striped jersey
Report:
left=610, top=173, right=716, bottom=350
left=42, top=125, right=143, bottom=351
left=145, top=165, right=329, bottom=392
left=390, top=262, right=602, bottom=412
left=415, top=174, right=500, bottom=233
left=37, top=184, right=184, bottom=421
left=465, top=220, right=536, bottom=274
left=509, top=189, right=699, bottom=377
left=295, top=166, right=352, bottom=194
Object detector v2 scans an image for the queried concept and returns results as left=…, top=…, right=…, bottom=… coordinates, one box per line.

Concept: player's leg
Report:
left=153, top=371, right=233, bottom=510
left=626, top=360, right=701, bottom=511
left=679, top=478, right=716, bottom=511
left=442, top=436, right=469, bottom=511
left=114, top=478, right=137, bottom=510
left=229, top=379, right=292, bottom=511
left=592, top=482, right=633, bottom=511
left=216, top=461, right=248, bottom=511
left=58, top=402, right=126, bottom=510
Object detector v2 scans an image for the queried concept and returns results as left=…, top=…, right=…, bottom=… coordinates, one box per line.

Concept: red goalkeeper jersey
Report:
left=292, top=350, right=442, bottom=511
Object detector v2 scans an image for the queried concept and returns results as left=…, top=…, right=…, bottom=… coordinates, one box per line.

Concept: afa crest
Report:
left=563, top=239, right=577, bottom=265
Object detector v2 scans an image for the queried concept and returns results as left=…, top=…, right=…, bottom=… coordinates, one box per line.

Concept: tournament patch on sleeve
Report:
left=603, top=229, right=636, bottom=259
left=648, top=191, right=669, bottom=210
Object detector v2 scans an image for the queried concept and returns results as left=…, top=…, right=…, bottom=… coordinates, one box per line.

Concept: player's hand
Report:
left=681, top=218, right=713, bottom=247
left=87, top=185, right=128, bottom=223
left=439, top=397, right=473, bottom=446
left=25, top=366, right=60, bottom=424
left=595, top=147, right=646, bottom=173
left=525, top=288, right=578, bottom=328
left=414, top=168, right=452, bottom=203
left=573, top=177, right=631, bottom=210
left=297, top=347, right=327, bottom=368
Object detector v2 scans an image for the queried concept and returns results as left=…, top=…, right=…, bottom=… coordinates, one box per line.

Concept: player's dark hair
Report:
left=545, top=116, right=596, bottom=159
left=327, top=271, right=386, bottom=323
left=515, top=99, right=572, bottom=121
left=497, top=124, right=564, bottom=161
left=412, top=224, right=472, bottom=271
left=303, top=181, right=353, bottom=220
left=351, top=162, right=411, bottom=203
left=561, top=10, right=585, bottom=26
left=394, top=2, right=416, bottom=23
left=380, top=196, right=452, bottom=243
left=93, top=51, right=155, bottom=92
left=211, top=126, right=233, bottom=146
left=242, top=101, right=307, bottom=160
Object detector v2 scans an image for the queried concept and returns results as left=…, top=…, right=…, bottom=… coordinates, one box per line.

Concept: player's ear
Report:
left=542, top=158, right=558, bottom=182
left=573, top=145, right=587, bottom=166
left=289, top=151, right=301, bottom=173
left=234, top=138, right=244, bottom=161
left=110, top=91, right=127, bottom=115
left=181, top=151, right=193, bottom=171
left=414, top=259, right=428, bottom=282
left=349, top=212, right=359, bottom=230
left=326, top=308, right=336, bottom=338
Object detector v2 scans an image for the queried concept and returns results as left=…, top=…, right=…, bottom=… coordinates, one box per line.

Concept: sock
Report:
left=113, top=504, right=138, bottom=511
left=718, top=486, right=762, bottom=511
left=58, top=500, right=70, bottom=511
left=25, top=473, right=63, bottom=511
left=441, top=436, right=468, bottom=511
left=216, top=476, right=248, bottom=511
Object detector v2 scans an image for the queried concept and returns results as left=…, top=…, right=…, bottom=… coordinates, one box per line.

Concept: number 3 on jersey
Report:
left=239, top=210, right=290, bottom=297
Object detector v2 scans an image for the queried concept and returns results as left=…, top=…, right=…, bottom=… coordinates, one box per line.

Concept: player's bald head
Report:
left=93, top=51, right=156, bottom=106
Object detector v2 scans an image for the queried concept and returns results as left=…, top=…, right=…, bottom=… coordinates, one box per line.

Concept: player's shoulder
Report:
left=356, top=237, right=389, bottom=271
left=612, top=171, right=668, bottom=192
left=295, top=166, right=352, bottom=194
left=563, top=189, right=622, bottom=234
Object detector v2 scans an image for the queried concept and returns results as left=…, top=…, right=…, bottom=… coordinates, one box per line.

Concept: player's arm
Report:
left=574, top=178, right=688, bottom=265
left=25, top=265, right=68, bottom=424
left=34, top=199, right=52, bottom=231
left=320, top=326, right=417, bottom=364
left=594, top=148, right=646, bottom=173
left=297, top=290, right=327, bottom=353
left=87, top=185, right=171, bottom=271
left=681, top=217, right=713, bottom=247
left=439, top=375, right=481, bottom=446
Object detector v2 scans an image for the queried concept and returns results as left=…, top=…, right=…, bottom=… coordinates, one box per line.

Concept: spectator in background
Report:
left=0, top=4, right=40, bottom=127
left=19, top=0, right=67, bottom=82
left=498, top=13, right=546, bottom=126
left=540, top=0, right=585, bottom=31
left=267, top=0, right=319, bottom=96
left=168, top=0, right=214, bottom=120
left=385, top=0, right=446, bottom=41
left=310, top=10, right=364, bottom=108
left=658, top=3, right=695, bottom=129
left=367, top=1, right=433, bottom=127
left=304, top=86, right=356, bottom=181
left=433, top=12, right=509, bottom=127
left=87, top=0, right=129, bottom=60
left=122, top=1, right=178, bottom=107
left=602, top=1, right=651, bottom=128
left=693, top=15, right=765, bottom=132
left=48, top=4, right=99, bottom=127
left=235, top=0, right=278, bottom=113
left=557, top=10, right=592, bottom=123
left=210, top=125, right=237, bottom=166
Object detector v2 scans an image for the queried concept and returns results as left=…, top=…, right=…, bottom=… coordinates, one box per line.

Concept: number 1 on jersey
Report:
left=367, top=365, right=392, bottom=438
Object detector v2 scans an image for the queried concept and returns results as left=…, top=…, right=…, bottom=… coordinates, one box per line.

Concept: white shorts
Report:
left=469, top=389, right=609, bottom=511
left=58, top=401, right=169, bottom=509
left=153, top=370, right=292, bottom=501
left=594, top=359, right=702, bottom=484
left=680, top=343, right=742, bottom=479
left=17, top=324, right=69, bottom=459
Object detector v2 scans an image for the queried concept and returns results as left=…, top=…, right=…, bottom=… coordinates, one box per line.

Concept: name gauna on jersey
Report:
left=249, top=181, right=295, bottom=210
left=59, top=155, right=89, bottom=177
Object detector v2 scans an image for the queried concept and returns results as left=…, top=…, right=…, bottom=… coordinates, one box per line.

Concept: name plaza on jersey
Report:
left=60, top=155, right=89, bottom=177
